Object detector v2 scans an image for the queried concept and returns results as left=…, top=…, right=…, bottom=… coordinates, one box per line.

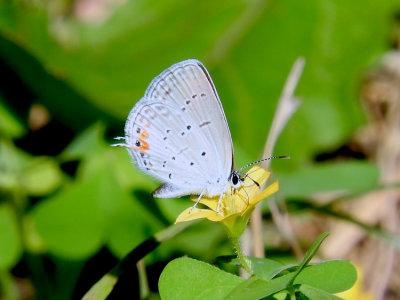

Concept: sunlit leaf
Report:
left=0, top=204, right=22, bottom=268
left=0, top=97, right=25, bottom=138
left=32, top=172, right=106, bottom=259
left=295, top=260, right=357, bottom=293
left=159, top=257, right=244, bottom=300
left=21, top=157, right=63, bottom=196
left=298, top=285, right=344, bottom=300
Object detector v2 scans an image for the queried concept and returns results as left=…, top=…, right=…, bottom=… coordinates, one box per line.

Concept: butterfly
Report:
left=114, top=59, right=286, bottom=214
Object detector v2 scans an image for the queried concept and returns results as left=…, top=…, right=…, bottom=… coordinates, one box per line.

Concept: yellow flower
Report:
left=175, top=166, right=278, bottom=238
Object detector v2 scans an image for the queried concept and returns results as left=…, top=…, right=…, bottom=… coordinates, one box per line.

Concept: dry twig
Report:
left=250, top=57, right=304, bottom=258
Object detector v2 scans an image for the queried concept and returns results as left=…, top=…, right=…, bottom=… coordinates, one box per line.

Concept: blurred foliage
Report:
left=0, top=0, right=399, bottom=298
left=0, top=0, right=398, bottom=163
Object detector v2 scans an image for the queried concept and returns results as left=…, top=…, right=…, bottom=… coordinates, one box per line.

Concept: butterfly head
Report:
left=230, top=170, right=245, bottom=189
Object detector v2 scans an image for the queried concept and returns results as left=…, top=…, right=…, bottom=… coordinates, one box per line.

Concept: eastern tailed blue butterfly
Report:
left=114, top=59, right=287, bottom=214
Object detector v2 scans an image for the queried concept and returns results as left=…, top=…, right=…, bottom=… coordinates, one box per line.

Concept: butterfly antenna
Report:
left=238, top=156, right=290, bottom=172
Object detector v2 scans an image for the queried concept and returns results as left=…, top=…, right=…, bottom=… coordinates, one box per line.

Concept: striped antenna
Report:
left=238, top=156, right=290, bottom=172
left=111, top=136, right=128, bottom=147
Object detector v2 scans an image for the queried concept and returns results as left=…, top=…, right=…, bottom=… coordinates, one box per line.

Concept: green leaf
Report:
left=32, top=172, right=106, bottom=259
left=0, top=0, right=398, bottom=167
left=298, top=285, right=344, bottom=300
left=0, top=204, right=22, bottom=268
left=21, top=157, right=63, bottom=196
left=277, top=161, right=379, bottom=198
left=0, top=97, right=25, bottom=138
left=105, top=189, right=164, bottom=258
left=60, top=123, right=107, bottom=161
left=249, top=257, right=290, bottom=281
left=159, top=257, right=245, bottom=300
left=227, top=234, right=333, bottom=299
left=295, top=260, right=357, bottom=293
left=218, top=255, right=286, bottom=281
left=33, top=145, right=165, bottom=259
left=0, top=139, right=31, bottom=192
left=0, top=140, right=62, bottom=197
left=62, top=123, right=157, bottom=192
left=226, top=273, right=295, bottom=300
left=226, top=259, right=356, bottom=300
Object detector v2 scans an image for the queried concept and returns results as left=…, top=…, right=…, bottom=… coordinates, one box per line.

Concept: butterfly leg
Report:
left=216, top=192, right=224, bottom=215
left=189, top=190, right=205, bottom=213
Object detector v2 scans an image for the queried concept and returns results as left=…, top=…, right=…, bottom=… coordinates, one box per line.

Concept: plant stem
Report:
left=231, top=237, right=252, bottom=275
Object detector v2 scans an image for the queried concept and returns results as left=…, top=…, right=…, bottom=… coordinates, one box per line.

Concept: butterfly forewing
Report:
left=145, top=59, right=233, bottom=175
left=124, top=59, right=234, bottom=198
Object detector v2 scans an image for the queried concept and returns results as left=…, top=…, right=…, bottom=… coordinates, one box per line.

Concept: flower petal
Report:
left=176, top=166, right=277, bottom=224
left=250, top=180, right=279, bottom=206
left=196, top=196, right=220, bottom=212
left=175, top=207, right=226, bottom=223
left=237, top=167, right=271, bottom=200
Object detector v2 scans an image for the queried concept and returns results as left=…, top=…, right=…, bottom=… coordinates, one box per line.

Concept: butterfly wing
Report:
left=124, top=59, right=234, bottom=198
left=146, top=59, right=234, bottom=176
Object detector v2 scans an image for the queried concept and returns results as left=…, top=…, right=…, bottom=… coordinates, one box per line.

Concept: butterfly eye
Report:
left=135, top=140, right=141, bottom=147
left=231, top=172, right=242, bottom=189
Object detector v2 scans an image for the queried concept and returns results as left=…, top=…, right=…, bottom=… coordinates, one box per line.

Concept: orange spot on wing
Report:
left=139, top=129, right=149, bottom=139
